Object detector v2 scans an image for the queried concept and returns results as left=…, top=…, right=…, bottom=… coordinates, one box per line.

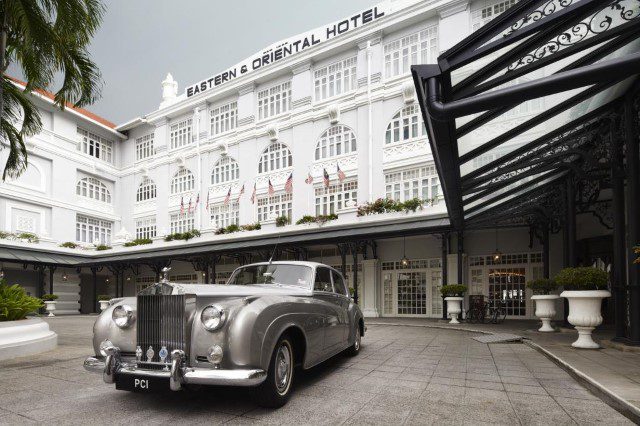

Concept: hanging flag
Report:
left=250, top=182, right=257, bottom=204
left=337, top=164, right=346, bottom=182
left=224, top=187, right=231, bottom=205
left=305, top=171, right=313, bottom=184
left=188, top=197, right=193, bottom=213
left=268, top=179, right=275, bottom=196
left=323, top=168, right=330, bottom=188
left=237, top=183, right=245, bottom=202
left=180, top=196, right=185, bottom=214
left=284, top=173, right=293, bottom=193
left=206, top=191, right=210, bottom=210
left=195, top=194, right=200, bottom=210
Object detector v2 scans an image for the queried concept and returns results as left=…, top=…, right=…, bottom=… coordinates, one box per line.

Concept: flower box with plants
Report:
left=275, top=216, right=290, bottom=227
left=0, top=231, right=39, bottom=243
left=59, top=241, right=79, bottom=249
left=440, top=284, right=467, bottom=324
left=356, top=197, right=437, bottom=217
left=123, top=238, right=153, bottom=247
left=556, top=267, right=610, bottom=348
left=41, top=294, right=59, bottom=317
left=97, top=294, right=112, bottom=312
left=164, top=229, right=201, bottom=241
left=526, top=279, right=559, bottom=332
left=95, top=244, right=112, bottom=251
left=295, top=214, right=338, bottom=226
left=215, top=223, right=262, bottom=235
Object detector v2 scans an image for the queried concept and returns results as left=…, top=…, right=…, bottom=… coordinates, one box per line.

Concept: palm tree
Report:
left=0, top=0, right=105, bottom=180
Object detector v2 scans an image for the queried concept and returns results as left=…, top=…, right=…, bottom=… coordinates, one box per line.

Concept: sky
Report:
left=10, top=0, right=379, bottom=125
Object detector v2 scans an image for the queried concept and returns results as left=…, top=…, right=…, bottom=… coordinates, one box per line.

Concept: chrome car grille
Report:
left=136, top=294, right=194, bottom=363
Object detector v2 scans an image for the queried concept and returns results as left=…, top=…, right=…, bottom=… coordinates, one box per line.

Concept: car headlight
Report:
left=112, top=305, right=134, bottom=329
left=201, top=305, right=225, bottom=331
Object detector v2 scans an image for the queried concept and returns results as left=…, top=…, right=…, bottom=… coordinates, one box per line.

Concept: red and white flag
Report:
left=323, top=168, right=330, bottom=188
left=180, top=196, right=185, bottom=214
left=195, top=194, right=200, bottom=209
left=224, top=187, right=231, bottom=205
left=237, top=183, right=245, bottom=202
left=268, top=179, right=275, bottom=196
left=188, top=197, right=193, bottom=213
left=205, top=191, right=210, bottom=210
left=305, top=171, right=313, bottom=184
left=250, top=182, right=257, bottom=204
left=284, top=173, right=293, bottom=193
left=337, top=164, right=346, bottom=182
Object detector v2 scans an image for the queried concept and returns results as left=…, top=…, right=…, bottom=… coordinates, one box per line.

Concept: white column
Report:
left=237, top=83, right=256, bottom=128
left=291, top=61, right=312, bottom=110
left=437, top=0, right=471, bottom=52
left=361, top=258, right=380, bottom=317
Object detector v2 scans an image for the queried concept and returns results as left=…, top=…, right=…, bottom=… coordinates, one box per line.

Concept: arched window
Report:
left=76, top=177, right=111, bottom=203
left=258, top=143, right=292, bottom=174
left=385, top=105, right=427, bottom=144
left=171, top=169, right=195, bottom=194
left=315, top=125, right=357, bottom=160
left=136, top=177, right=157, bottom=202
left=211, top=157, right=239, bottom=185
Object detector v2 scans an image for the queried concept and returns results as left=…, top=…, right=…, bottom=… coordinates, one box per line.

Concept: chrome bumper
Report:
left=84, top=347, right=266, bottom=389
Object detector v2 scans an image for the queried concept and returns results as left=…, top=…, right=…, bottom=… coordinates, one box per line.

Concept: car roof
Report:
left=239, top=261, right=340, bottom=271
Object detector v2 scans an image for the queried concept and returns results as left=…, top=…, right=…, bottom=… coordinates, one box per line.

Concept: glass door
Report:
left=488, top=267, right=526, bottom=316
left=397, top=271, right=427, bottom=315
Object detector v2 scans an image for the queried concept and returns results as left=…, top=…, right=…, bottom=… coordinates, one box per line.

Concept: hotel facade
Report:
left=0, top=0, right=619, bottom=322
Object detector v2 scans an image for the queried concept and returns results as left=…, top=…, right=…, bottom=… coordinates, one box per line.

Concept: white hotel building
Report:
left=0, top=0, right=598, bottom=320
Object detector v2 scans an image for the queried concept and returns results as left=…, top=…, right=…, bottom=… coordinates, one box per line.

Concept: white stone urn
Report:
left=445, top=297, right=463, bottom=324
left=560, top=290, right=611, bottom=349
left=44, top=301, right=57, bottom=317
left=99, top=300, right=110, bottom=312
left=531, top=295, right=559, bottom=332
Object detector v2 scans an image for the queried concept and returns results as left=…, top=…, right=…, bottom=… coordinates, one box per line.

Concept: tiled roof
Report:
left=6, top=76, right=117, bottom=129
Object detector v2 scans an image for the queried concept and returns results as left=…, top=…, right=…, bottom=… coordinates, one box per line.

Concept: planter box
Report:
left=0, top=318, right=57, bottom=361
left=560, top=290, right=611, bottom=348
left=531, top=295, right=559, bottom=332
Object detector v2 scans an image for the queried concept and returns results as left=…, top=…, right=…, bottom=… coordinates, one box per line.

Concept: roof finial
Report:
left=160, top=73, right=178, bottom=109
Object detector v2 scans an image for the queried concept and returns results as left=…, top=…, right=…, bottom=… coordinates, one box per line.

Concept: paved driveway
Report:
left=0, top=316, right=632, bottom=425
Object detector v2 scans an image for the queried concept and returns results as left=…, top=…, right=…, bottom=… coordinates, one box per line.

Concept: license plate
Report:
left=115, top=374, right=169, bottom=392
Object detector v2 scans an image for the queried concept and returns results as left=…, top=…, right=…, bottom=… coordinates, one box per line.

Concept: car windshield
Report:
left=227, top=264, right=313, bottom=288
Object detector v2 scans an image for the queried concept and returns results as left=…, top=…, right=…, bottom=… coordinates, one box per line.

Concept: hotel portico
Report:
left=1, top=0, right=639, bottom=344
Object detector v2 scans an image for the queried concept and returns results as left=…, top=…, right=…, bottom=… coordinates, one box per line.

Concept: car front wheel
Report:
left=256, top=335, right=294, bottom=408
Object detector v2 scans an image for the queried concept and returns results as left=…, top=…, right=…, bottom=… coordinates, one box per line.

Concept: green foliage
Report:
left=555, top=267, right=609, bottom=290
left=215, top=224, right=240, bottom=235
left=348, top=287, right=355, bottom=296
left=0, top=231, right=14, bottom=239
left=59, top=241, right=79, bottom=249
left=296, top=214, right=338, bottom=225
left=0, top=279, right=43, bottom=321
left=123, top=238, right=153, bottom=247
left=275, top=216, right=290, bottom=227
left=526, top=278, right=558, bottom=295
left=96, top=294, right=111, bottom=301
left=164, top=229, right=201, bottom=241
left=95, top=244, right=111, bottom=251
left=440, top=284, right=468, bottom=297
left=357, top=197, right=437, bottom=216
left=1, top=1, right=106, bottom=179
left=241, top=223, right=261, bottom=231
left=41, top=294, right=58, bottom=301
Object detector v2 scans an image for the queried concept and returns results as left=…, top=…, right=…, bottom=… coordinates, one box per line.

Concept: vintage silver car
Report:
left=84, top=261, right=364, bottom=407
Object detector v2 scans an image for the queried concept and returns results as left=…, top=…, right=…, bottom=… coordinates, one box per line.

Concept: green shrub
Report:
left=59, top=241, right=79, bottom=249
left=241, top=223, right=261, bottom=231
left=17, top=232, right=39, bottom=243
left=0, top=231, right=14, bottom=240
left=275, top=216, right=290, bottom=227
left=123, top=238, right=153, bottom=247
left=295, top=213, right=338, bottom=225
left=95, top=244, right=112, bottom=251
left=356, top=197, right=435, bottom=216
left=440, top=284, right=467, bottom=297
left=555, top=267, right=608, bottom=290
left=164, top=229, right=201, bottom=241
left=97, top=294, right=111, bottom=301
left=0, top=280, right=43, bottom=321
left=526, top=278, right=558, bottom=295
left=42, top=294, right=59, bottom=301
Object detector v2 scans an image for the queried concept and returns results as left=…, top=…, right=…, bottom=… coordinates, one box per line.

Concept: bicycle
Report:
left=486, top=301, right=507, bottom=324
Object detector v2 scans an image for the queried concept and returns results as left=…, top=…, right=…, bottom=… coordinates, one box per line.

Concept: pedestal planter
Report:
left=531, top=295, right=559, bottom=332
left=44, top=301, right=57, bottom=317
left=560, top=290, right=611, bottom=348
left=99, top=300, right=110, bottom=312
left=445, top=297, right=463, bottom=324
left=0, top=318, right=57, bottom=361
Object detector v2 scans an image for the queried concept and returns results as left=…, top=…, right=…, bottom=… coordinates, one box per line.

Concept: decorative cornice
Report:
left=292, top=96, right=312, bottom=109
left=356, top=30, right=384, bottom=49
left=238, top=115, right=255, bottom=127
left=370, top=72, right=382, bottom=85
left=437, top=0, right=468, bottom=19
left=238, top=83, right=256, bottom=96
left=291, top=61, right=312, bottom=75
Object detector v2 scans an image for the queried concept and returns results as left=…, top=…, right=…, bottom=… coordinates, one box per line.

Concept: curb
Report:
left=366, top=320, right=640, bottom=424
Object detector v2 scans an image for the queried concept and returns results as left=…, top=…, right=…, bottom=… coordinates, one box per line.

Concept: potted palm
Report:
left=41, top=294, right=59, bottom=317
left=527, top=279, right=559, bottom=332
left=97, top=294, right=112, bottom=312
left=441, top=284, right=467, bottom=324
left=556, top=267, right=610, bottom=348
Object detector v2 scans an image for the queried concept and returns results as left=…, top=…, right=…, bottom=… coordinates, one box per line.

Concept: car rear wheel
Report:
left=256, top=335, right=294, bottom=408
left=346, top=325, right=361, bottom=356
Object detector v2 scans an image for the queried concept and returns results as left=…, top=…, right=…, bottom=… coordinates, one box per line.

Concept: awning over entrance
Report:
left=412, top=0, right=640, bottom=230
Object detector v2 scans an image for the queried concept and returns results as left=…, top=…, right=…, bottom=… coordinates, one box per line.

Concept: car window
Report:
left=331, top=270, right=347, bottom=296
left=314, top=267, right=333, bottom=292
left=227, top=264, right=313, bottom=288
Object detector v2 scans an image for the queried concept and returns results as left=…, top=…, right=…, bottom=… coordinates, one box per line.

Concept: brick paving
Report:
left=0, top=316, right=632, bottom=425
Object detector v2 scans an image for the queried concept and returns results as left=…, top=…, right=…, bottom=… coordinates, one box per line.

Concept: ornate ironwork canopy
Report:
left=412, top=0, right=640, bottom=230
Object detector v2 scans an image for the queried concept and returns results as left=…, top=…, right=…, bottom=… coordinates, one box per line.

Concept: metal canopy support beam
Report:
left=350, top=243, right=359, bottom=305
left=49, top=266, right=55, bottom=295
left=543, top=222, right=550, bottom=279
left=566, top=176, right=577, bottom=268
left=441, top=233, right=449, bottom=320
left=612, top=113, right=628, bottom=341
left=625, top=96, right=640, bottom=344
left=91, top=267, right=97, bottom=314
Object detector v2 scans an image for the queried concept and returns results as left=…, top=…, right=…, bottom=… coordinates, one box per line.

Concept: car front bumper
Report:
left=84, top=347, right=266, bottom=390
